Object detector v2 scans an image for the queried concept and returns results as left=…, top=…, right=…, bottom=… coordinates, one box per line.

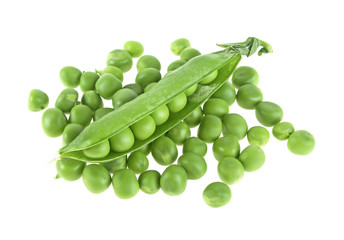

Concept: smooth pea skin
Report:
left=127, top=151, right=149, bottom=174
left=109, top=127, right=135, bottom=152
left=62, top=123, right=83, bottom=146
left=222, top=113, right=248, bottom=140
left=167, top=122, right=191, bottom=145
left=231, top=66, right=259, bottom=88
left=83, top=140, right=110, bottom=159
left=183, top=137, right=207, bottom=157
left=236, top=84, right=263, bottom=109
left=138, top=170, right=160, bottom=194
left=93, top=108, right=113, bottom=121
left=151, top=136, right=178, bottom=166
left=123, top=83, right=143, bottom=95
left=178, top=152, right=207, bottom=180
left=287, top=130, right=315, bottom=155
left=184, top=83, right=198, bottom=96
left=167, top=93, right=187, bottom=113
left=203, top=98, right=229, bottom=118
left=42, top=108, right=68, bottom=137
left=79, top=71, right=99, bottom=92
left=112, top=88, right=138, bottom=110
left=69, top=105, right=93, bottom=127
left=28, top=89, right=49, bottom=112
left=167, top=59, right=187, bottom=72
left=144, top=82, right=158, bottom=92
left=180, top=47, right=201, bottom=61
left=123, top=40, right=144, bottom=58
left=107, top=49, right=133, bottom=73
left=55, top=88, right=79, bottom=113
left=218, top=157, right=244, bottom=185
left=137, top=55, right=161, bottom=71
left=59, top=66, right=82, bottom=88
left=95, top=73, right=122, bottom=100
left=135, top=68, right=161, bottom=89
left=112, top=169, right=139, bottom=199
left=100, top=155, right=127, bottom=174
left=247, top=126, right=270, bottom=147
left=56, top=158, right=86, bottom=181
left=198, top=115, right=222, bottom=143
left=255, top=101, right=283, bottom=127
left=81, top=90, right=103, bottom=111
left=82, top=164, right=111, bottom=194
left=272, top=122, right=295, bottom=140
left=213, top=136, right=240, bottom=161
left=136, top=144, right=151, bottom=156
left=130, top=115, right=156, bottom=141
left=211, top=81, right=236, bottom=106
left=151, top=105, right=169, bottom=126
left=97, top=66, right=123, bottom=81
left=239, top=145, right=265, bottom=172
left=170, top=38, right=191, bottom=56
left=183, top=106, right=203, bottom=128
left=203, top=182, right=232, bottom=208
left=199, top=70, right=218, bottom=85
left=160, top=165, right=188, bottom=196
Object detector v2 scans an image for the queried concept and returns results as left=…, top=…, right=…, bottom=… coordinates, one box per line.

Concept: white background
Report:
left=1, top=0, right=343, bottom=239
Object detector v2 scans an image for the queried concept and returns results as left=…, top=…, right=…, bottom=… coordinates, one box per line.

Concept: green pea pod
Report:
left=59, top=38, right=272, bottom=163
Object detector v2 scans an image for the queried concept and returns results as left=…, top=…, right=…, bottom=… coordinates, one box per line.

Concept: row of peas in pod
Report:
left=28, top=38, right=315, bottom=208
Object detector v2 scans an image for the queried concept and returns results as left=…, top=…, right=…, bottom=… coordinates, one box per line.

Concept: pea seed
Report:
left=160, top=165, right=188, bottom=196
left=211, top=81, right=236, bottom=106
left=123, top=83, right=143, bottom=95
left=95, top=73, right=122, bottom=100
left=167, top=59, right=186, bottom=72
left=166, top=122, right=191, bottom=145
left=203, top=182, right=231, bottom=208
left=178, top=152, right=207, bottom=180
left=137, top=55, right=161, bottom=71
left=69, top=104, right=93, bottom=127
left=127, top=151, right=149, bottom=174
left=184, top=83, right=198, bottom=96
left=247, top=126, right=270, bottom=147
left=199, top=70, right=218, bottom=85
left=81, top=90, right=103, bottom=111
left=203, top=98, right=229, bottom=118
left=144, top=82, right=158, bottom=92
left=239, top=145, right=265, bottom=172
left=130, top=115, right=156, bottom=141
left=138, top=170, right=161, bottom=194
left=183, top=137, right=207, bottom=157
left=287, top=130, right=315, bottom=155
left=83, top=140, right=110, bottom=159
left=232, top=66, right=259, bottom=88
left=56, top=158, right=85, bottom=181
left=82, top=164, right=111, bottom=194
left=42, top=108, right=68, bottom=137
left=171, top=38, right=191, bottom=56
left=272, top=122, right=295, bottom=140
left=28, top=89, right=49, bottom=112
left=222, top=113, right=248, bottom=140
left=62, top=123, right=83, bottom=146
left=183, top=106, right=203, bottom=128
left=213, top=136, right=240, bottom=161
left=255, top=101, right=283, bottom=127
left=93, top=108, right=113, bottom=121
left=79, top=71, right=99, bottom=92
left=100, top=155, right=127, bottom=174
left=112, top=88, right=138, bottom=110
left=236, top=84, right=263, bottom=109
left=150, top=105, right=169, bottom=126
left=151, top=136, right=178, bottom=166
left=167, top=93, right=187, bottom=113
left=109, top=127, right=135, bottom=152
left=97, top=66, right=123, bottom=81
left=217, top=157, right=244, bottom=185
left=59, top=66, right=82, bottom=88
left=55, top=88, right=79, bottom=113
left=136, top=143, right=151, bottom=156
left=112, top=169, right=139, bottom=199
left=123, top=40, right=144, bottom=58
left=180, top=47, right=201, bottom=61
left=198, top=115, right=222, bottom=143
left=107, top=49, right=133, bottom=73
left=135, top=68, right=161, bottom=88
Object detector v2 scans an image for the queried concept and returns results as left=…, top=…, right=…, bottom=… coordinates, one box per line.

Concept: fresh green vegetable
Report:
left=138, top=170, right=160, bottom=194
left=197, top=115, right=222, bottom=143
left=287, top=130, right=315, bottom=155
left=82, top=164, right=111, bottom=194
left=112, top=169, right=139, bottom=199
left=178, top=152, right=207, bottom=180
left=127, top=151, right=149, bottom=174
left=182, top=137, right=207, bottom=157
left=239, top=145, right=265, bottom=172
left=93, top=108, right=113, bottom=121
left=96, top=66, right=123, bottom=81
left=255, top=101, right=283, bottom=127
left=123, top=83, right=143, bottom=95
left=137, top=55, right=161, bottom=71
left=55, top=88, right=79, bottom=113
left=231, top=66, right=259, bottom=88
left=180, top=47, right=201, bottom=61
left=199, top=70, right=218, bottom=85
left=203, top=98, right=229, bottom=118
left=272, top=122, right=294, bottom=140
left=81, top=90, right=103, bottom=111
left=151, top=136, right=178, bottom=166
left=56, top=158, right=86, bottom=181
left=109, top=128, right=135, bottom=152
left=167, top=93, right=187, bottom=113
left=217, top=157, right=244, bottom=185
left=203, top=182, right=231, bottom=208
left=171, top=38, right=191, bottom=56
left=222, top=113, right=248, bottom=140
left=42, top=108, right=68, bottom=137
left=130, top=115, right=156, bottom=140
left=100, top=155, right=127, bottom=174
left=69, top=104, right=93, bottom=127
left=213, top=136, right=240, bottom=161
left=247, top=126, right=270, bottom=146
left=136, top=144, right=151, bottom=156
left=123, top=40, right=144, bottom=58
left=62, top=123, right=84, bottom=146
left=151, top=105, right=170, bottom=126
left=210, top=81, right=236, bottom=106
left=236, top=84, right=263, bottom=109
left=95, top=73, right=122, bottom=100
left=166, top=122, right=191, bottom=145
left=160, top=165, right=188, bottom=196
left=183, top=106, right=203, bottom=128
left=167, top=59, right=187, bottom=72
left=107, top=49, right=133, bottom=72
left=79, top=72, right=99, bottom=92
left=112, top=88, right=138, bottom=110
left=82, top=140, right=110, bottom=159
left=28, top=89, right=49, bottom=112
left=135, top=68, right=161, bottom=88
left=59, top=66, right=82, bottom=88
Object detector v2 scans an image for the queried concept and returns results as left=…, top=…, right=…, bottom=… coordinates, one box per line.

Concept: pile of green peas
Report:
left=28, top=38, right=315, bottom=208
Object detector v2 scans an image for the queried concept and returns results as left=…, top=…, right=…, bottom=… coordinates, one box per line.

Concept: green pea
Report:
left=180, top=47, right=201, bottom=61
left=183, top=106, right=203, bottom=128
left=167, top=122, right=191, bottom=145
left=130, top=115, right=156, bottom=140
left=138, top=170, right=160, bottom=194
left=217, top=157, right=244, bottom=185
left=127, top=151, right=149, bottom=174
left=28, top=89, right=49, bottom=112
left=255, top=101, right=283, bottom=127
left=203, top=98, right=229, bottom=118
left=211, top=81, right=236, bottom=106
left=112, top=88, right=138, bottom=110
left=144, top=82, right=158, bottom=92
left=197, top=115, right=222, bottom=143
left=247, top=126, right=270, bottom=146
left=137, top=55, right=161, bottom=71
left=232, top=66, right=259, bottom=88
left=56, top=158, right=85, bottom=181
left=135, top=68, right=161, bottom=88
left=151, top=136, right=178, bottom=166
left=82, top=164, right=111, bottom=194
left=222, top=113, right=248, bottom=140
left=100, top=155, right=127, bottom=174
left=287, top=130, right=315, bottom=155
left=167, top=93, right=187, bottom=113
left=55, top=88, right=78, bottom=113
left=69, top=104, right=93, bottom=127
left=42, top=108, right=68, bottom=137
left=136, top=143, right=151, bottom=156
left=151, top=105, right=169, bottom=126
left=59, top=66, right=82, bottom=88
left=112, top=169, right=139, bottom=199
left=167, top=59, right=187, bottom=72
left=123, top=83, right=143, bottom=95
left=95, top=73, right=122, bottom=100
left=107, top=49, right=133, bottom=73
left=213, top=136, right=240, bottom=161
left=109, top=127, right=135, bottom=152
left=199, top=70, right=218, bottom=85
left=93, top=108, right=113, bottom=121
left=184, top=84, right=198, bottom=96
left=123, top=40, right=144, bottom=58
left=97, top=66, right=123, bottom=81
left=81, top=90, right=103, bottom=111
left=272, top=122, right=295, bottom=140
left=236, top=84, right=263, bottom=109
left=178, top=152, right=207, bottom=180
left=171, top=38, right=191, bottom=56
left=79, top=71, right=99, bottom=92
left=62, top=123, right=83, bottom=146
left=160, top=165, right=188, bottom=196
left=239, top=145, right=265, bottom=172
left=183, top=137, right=207, bottom=157
left=203, top=182, right=232, bottom=208
left=83, top=140, right=110, bottom=159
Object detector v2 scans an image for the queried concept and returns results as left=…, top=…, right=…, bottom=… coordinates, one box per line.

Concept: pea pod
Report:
left=59, top=38, right=272, bottom=163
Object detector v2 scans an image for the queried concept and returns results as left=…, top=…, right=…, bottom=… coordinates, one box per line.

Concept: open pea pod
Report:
left=59, top=37, right=272, bottom=163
